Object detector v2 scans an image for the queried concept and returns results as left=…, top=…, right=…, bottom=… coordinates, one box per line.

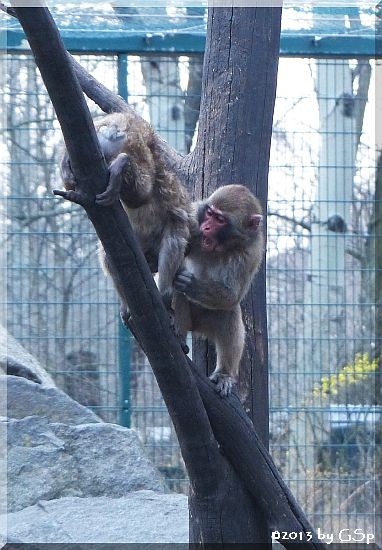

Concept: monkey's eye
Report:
left=206, top=205, right=226, bottom=224
left=215, top=213, right=226, bottom=224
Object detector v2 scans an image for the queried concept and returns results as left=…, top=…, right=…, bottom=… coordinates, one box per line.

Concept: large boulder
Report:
left=1, top=327, right=186, bottom=545
left=6, top=415, right=164, bottom=512
left=3, top=491, right=188, bottom=543
left=4, top=375, right=101, bottom=424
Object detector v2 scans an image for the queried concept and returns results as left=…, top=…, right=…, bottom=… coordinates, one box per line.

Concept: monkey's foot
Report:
left=209, top=372, right=234, bottom=397
left=98, top=123, right=125, bottom=143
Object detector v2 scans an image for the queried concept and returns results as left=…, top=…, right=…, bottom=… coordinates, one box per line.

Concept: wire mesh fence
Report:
left=268, top=56, right=378, bottom=537
left=1, top=49, right=379, bottom=537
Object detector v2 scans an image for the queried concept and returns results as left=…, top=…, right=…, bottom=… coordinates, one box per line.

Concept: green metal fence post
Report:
left=117, top=53, right=131, bottom=427
left=118, top=319, right=131, bottom=427
left=117, top=53, right=128, bottom=103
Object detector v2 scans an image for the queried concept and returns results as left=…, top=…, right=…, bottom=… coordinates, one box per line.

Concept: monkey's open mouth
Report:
left=202, top=236, right=216, bottom=252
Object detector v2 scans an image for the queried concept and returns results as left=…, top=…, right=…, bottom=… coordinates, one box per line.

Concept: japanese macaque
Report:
left=173, top=185, right=264, bottom=396
left=61, top=112, right=190, bottom=313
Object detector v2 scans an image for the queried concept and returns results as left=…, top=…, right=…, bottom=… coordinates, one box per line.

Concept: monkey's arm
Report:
left=97, top=124, right=156, bottom=208
left=157, top=216, right=189, bottom=304
left=95, top=151, right=154, bottom=208
left=62, top=148, right=154, bottom=209
left=174, top=269, right=240, bottom=310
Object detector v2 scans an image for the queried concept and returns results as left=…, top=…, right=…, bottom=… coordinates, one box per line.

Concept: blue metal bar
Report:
left=118, top=319, right=131, bottom=427
left=280, top=34, right=378, bottom=57
left=117, top=53, right=128, bottom=101
left=3, top=29, right=206, bottom=54
left=116, top=53, right=131, bottom=429
left=1, top=28, right=379, bottom=57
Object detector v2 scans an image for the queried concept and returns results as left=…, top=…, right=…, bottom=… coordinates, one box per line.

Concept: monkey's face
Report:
left=198, top=204, right=230, bottom=252
left=198, top=199, right=263, bottom=254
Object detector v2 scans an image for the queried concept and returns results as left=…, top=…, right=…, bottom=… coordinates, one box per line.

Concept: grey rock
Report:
left=4, top=375, right=101, bottom=424
left=2, top=492, right=188, bottom=543
left=0, top=324, right=55, bottom=387
left=7, top=416, right=164, bottom=512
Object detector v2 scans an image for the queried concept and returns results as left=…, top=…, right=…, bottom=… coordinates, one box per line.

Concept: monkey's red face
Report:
left=200, top=205, right=227, bottom=252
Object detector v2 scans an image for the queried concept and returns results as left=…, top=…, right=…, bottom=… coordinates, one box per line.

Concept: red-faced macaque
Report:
left=173, top=184, right=264, bottom=396
left=60, top=112, right=190, bottom=315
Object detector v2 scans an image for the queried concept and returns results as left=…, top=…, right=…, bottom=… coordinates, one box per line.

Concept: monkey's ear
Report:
left=248, top=214, right=262, bottom=231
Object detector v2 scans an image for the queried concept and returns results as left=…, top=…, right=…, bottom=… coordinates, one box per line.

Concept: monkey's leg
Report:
left=172, top=291, right=192, bottom=355
left=95, top=153, right=128, bottom=206
left=208, top=306, right=245, bottom=397
left=157, top=218, right=189, bottom=306
left=156, top=219, right=190, bottom=354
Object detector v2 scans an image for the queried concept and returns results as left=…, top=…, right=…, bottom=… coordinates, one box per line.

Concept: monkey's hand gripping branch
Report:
left=94, top=153, right=128, bottom=207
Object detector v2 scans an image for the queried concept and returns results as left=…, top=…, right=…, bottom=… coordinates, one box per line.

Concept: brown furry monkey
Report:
left=61, top=112, right=190, bottom=313
left=173, top=184, right=264, bottom=396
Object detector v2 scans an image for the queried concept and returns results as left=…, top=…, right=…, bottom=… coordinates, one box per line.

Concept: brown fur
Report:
left=61, top=112, right=190, bottom=304
left=173, top=184, right=264, bottom=396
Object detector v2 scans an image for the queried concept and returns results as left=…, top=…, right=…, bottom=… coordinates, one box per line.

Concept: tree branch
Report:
left=13, top=205, right=81, bottom=224
left=345, top=246, right=365, bottom=263
left=268, top=210, right=312, bottom=231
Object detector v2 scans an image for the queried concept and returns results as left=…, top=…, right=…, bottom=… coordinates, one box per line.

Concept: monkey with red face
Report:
left=173, top=184, right=264, bottom=396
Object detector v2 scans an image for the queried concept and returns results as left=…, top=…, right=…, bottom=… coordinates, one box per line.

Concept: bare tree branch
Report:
left=268, top=210, right=312, bottom=231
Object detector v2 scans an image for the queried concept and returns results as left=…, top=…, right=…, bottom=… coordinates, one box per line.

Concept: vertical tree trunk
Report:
left=191, top=7, right=282, bottom=444
left=306, top=60, right=357, bottom=391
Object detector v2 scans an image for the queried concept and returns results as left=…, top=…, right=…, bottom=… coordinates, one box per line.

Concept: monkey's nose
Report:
left=201, top=222, right=211, bottom=233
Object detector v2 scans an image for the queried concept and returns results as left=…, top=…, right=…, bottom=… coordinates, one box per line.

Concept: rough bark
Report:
left=191, top=7, right=281, bottom=443
left=11, top=4, right=322, bottom=547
